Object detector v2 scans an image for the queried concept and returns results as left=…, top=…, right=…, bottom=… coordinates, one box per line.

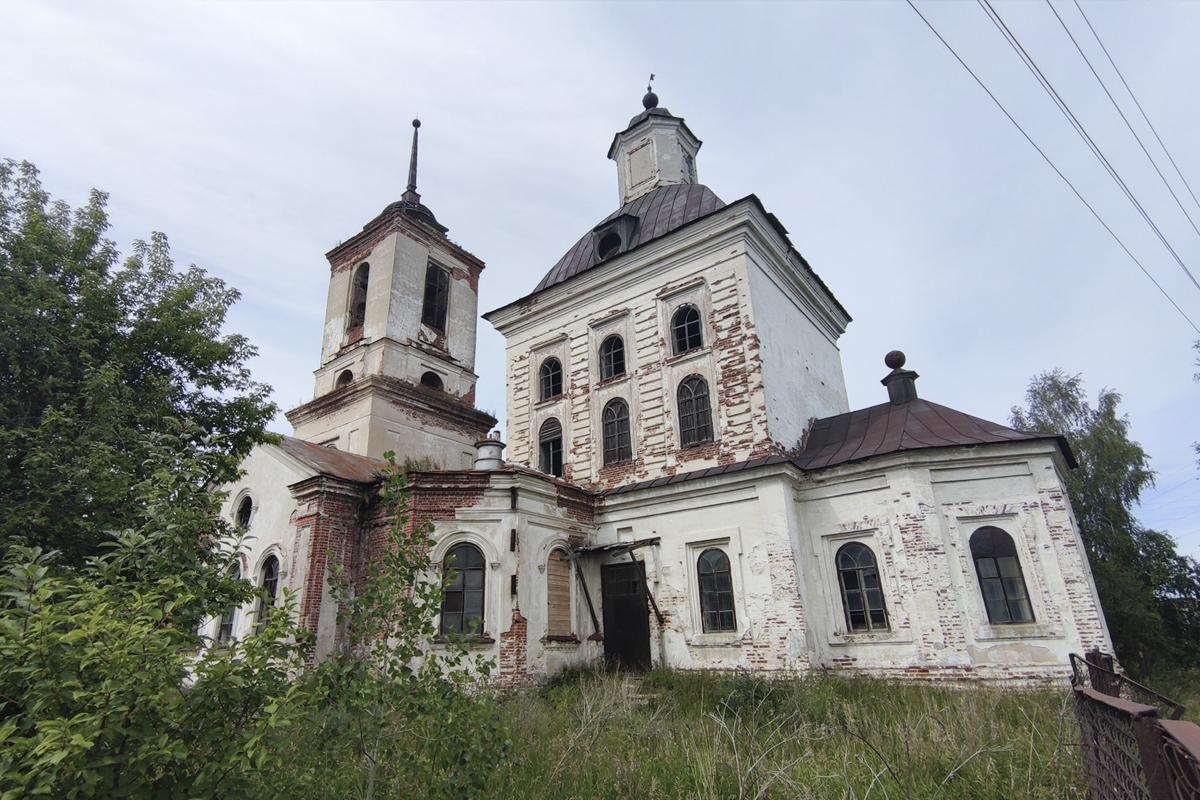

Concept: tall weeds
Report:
left=488, top=670, right=1082, bottom=800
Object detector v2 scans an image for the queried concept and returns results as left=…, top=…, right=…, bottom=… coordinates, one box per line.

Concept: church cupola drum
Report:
left=285, top=119, right=495, bottom=466
left=608, top=77, right=703, bottom=205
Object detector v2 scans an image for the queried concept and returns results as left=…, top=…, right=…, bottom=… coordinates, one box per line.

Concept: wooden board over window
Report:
left=547, top=550, right=572, bottom=637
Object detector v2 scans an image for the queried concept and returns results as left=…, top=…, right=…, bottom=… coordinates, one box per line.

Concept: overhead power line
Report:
left=1073, top=0, right=1200, bottom=216
left=1045, top=0, right=1200, bottom=245
left=978, top=0, right=1200, bottom=295
left=903, top=0, right=1200, bottom=336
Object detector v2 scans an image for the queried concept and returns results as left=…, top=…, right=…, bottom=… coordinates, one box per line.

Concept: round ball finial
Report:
left=412, top=118, right=421, bottom=128
left=884, top=350, right=906, bottom=370
left=642, top=90, right=659, bottom=110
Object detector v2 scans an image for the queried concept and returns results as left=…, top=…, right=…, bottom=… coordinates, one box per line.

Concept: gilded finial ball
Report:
left=885, top=350, right=906, bottom=370
left=642, top=90, right=659, bottom=110
left=412, top=118, right=421, bottom=128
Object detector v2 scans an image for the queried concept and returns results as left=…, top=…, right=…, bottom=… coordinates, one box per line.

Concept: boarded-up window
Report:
left=546, top=549, right=572, bottom=637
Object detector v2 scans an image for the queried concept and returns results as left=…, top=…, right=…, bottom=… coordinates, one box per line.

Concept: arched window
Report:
left=546, top=549, right=572, bottom=638
left=539, top=357, right=563, bottom=400
left=698, top=548, right=736, bottom=633
left=216, top=563, right=241, bottom=645
left=254, top=554, right=280, bottom=634
left=420, top=371, right=444, bottom=390
left=421, top=262, right=450, bottom=332
left=671, top=304, right=703, bottom=355
left=836, top=543, right=888, bottom=632
left=335, top=369, right=353, bottom=389
left=970, top=527, right=1034, bottom=624
left=539, top=418, right=563, bottom=478
left=601, top=399, right=632, bottom=465
left=677, top=375, right=714, bottom=447
left=235, top=495, right=253, bottom=529
left=599, top=335, right=625, bottom=381
left=347, top=263, right=369, bottom=331
left=441, top=543, right=485, bottom=636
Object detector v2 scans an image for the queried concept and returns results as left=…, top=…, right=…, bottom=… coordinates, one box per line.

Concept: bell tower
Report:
left=286, top=120, right=496, bottom=467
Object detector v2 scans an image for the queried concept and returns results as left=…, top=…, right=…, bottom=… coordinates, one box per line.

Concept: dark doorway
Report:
left=601, top=562, right=651, bottom=671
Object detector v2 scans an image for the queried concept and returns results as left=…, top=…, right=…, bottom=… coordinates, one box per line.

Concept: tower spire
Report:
left=402, top=118, right=421, bottom=203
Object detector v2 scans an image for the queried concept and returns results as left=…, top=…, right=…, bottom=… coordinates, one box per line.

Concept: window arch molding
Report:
left=430, top=530, right=501, bottom=569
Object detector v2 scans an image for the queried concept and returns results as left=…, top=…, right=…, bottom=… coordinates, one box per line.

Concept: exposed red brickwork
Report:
left=497, top=609, right=532, bottom=688
left=556, top=486, right=595, bottom=524
left=288, top=476, right=367, bottom=661
left=404, top=472, right=491, bottom=534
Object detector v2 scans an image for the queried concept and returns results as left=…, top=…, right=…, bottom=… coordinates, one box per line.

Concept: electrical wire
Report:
left=1046, top=0, right=1200, bottom=244
left=904, top=0, right=1200, bottom=336
left=1074, top=0, right=1200, bottom=216
left=979, top=0, right=1200, bottom=295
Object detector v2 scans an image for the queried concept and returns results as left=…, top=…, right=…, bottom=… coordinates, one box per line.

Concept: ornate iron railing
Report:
left=1069, top=652, right=1185, bottom=720
left=1070, top=652, right=1199, bottom=800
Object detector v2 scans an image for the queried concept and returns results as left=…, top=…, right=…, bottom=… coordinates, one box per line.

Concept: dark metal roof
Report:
left=533, top=183, right=725, bottom=293
left=277, top=435, right=388, bottom=484
left=792, top=399, right=1076, bottom=470
left=601, top=399, right=1075, bottom=498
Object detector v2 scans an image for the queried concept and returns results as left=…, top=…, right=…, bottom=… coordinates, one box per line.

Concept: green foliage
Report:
left=0, top=431, right=309, bottom=800
left=1011, top=369, right=1200, bottom=676
left=263, top=455, right=507, bottom=800
left=484, top=670, right=1082, bottom=800
left=0, top=159, right=276, bottom=564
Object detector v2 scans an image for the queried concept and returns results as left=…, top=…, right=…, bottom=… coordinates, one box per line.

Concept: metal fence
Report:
left=1071, top=651, right=1200, bottom=800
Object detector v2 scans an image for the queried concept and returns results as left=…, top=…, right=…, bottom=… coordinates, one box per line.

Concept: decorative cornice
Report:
left=325, top=206, right=485, bottom=274
left=285, top=374, right=496, bottom=434
left=484, top=197, right=850, bottom=342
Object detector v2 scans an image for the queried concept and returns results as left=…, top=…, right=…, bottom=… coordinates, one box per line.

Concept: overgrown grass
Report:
left=485, top=669, right=1083, bottom=800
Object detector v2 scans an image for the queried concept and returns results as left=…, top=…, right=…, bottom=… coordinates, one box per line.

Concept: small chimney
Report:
left=880, top=350, right=919, bottom=405
left=473, top=431, right=506, bottom=471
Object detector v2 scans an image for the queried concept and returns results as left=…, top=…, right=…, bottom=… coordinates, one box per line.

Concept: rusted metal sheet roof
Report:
left=602, top=399, right=1074, bottom=498
left=277, top=435, right=388, bottom=484
left=792, top=399, right=1075, bottom=470
left=533, top=183, right=725, bottom=293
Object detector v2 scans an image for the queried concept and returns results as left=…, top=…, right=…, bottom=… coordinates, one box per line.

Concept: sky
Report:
left=3, top=1, right=1199, bottom=554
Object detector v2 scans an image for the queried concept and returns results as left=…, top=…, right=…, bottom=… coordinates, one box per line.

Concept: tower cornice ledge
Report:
left=286, top=374, right=497, bottom=438
left=324, top=205, right=485, bottom=274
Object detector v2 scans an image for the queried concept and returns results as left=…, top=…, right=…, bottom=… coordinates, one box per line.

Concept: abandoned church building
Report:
left=211, top=91, right=1113, bottom=685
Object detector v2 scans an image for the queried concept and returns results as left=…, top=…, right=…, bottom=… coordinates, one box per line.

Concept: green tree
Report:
left=0, top=159, right=275, bottom=564
left=0, top=428, right=310, bottom=800
left=267, top=457, right=509, bottom=800
left=1012, top=370, right=1200, bottom=676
